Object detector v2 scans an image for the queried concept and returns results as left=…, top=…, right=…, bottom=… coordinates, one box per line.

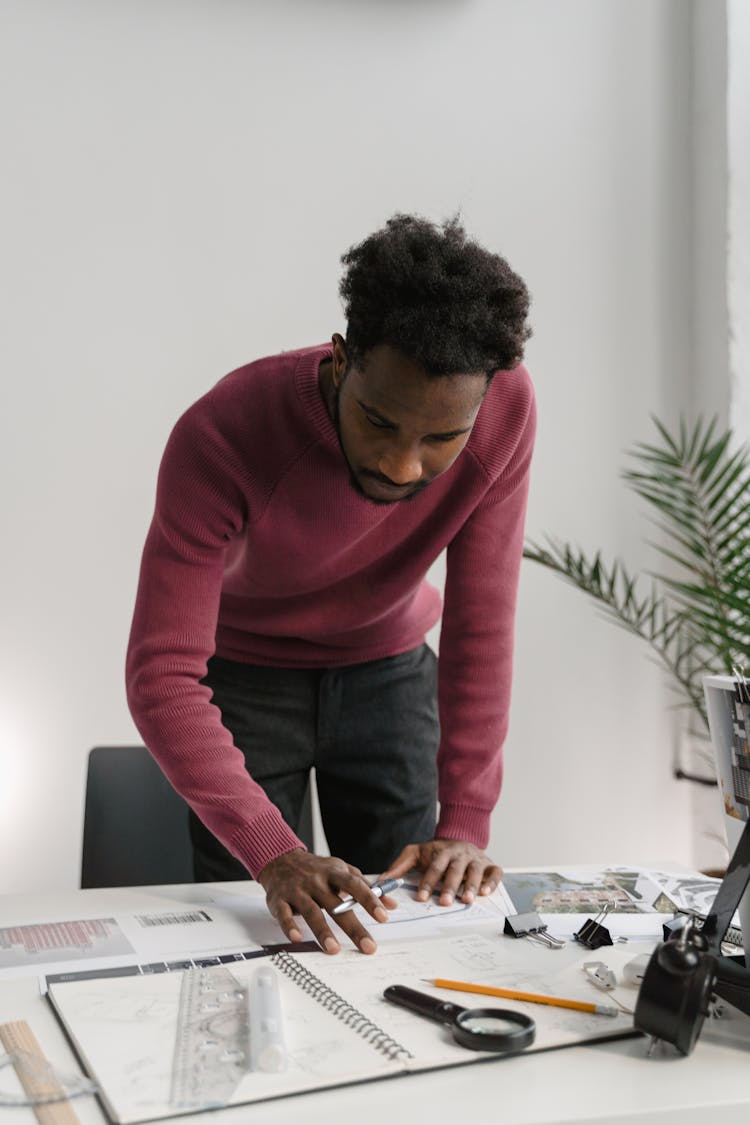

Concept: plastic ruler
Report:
left=0, top=1020, right=81, bottom=1125
left=170, top=965, right=250, bottom=1110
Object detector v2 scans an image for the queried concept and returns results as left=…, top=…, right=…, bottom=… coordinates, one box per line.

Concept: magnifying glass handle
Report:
left=384, top=985, right=464, bottom=1026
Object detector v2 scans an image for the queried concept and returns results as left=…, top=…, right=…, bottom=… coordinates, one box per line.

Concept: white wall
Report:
left=691, top=0, right=729, bottom=425
left=0, top=0, right=725, bottom=893
left=728, top=0, right=750, bottom=439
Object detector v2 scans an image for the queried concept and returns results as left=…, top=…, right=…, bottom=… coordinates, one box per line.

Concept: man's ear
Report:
left=331, top=333, right=348, bottom=388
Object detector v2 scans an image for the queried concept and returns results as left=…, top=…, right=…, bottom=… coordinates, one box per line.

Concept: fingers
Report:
left=378, top=844, right=420, bottom=881
left=311, top=901, right=378, bottom=956
left=264, top=860, right=382, bottom=956
left=271, top=891, right=380, bottom=955
left=419, top=853, right=458, bottom=905
left=414, top=847, right=451, bottom=902
left=448, top=858, right=485, bottom=904
left=272, top=901, right=305, bottom=945
left=408, top=841, right=503, bottom=906
left=333, top=883, right=391, bottom=925
left=478, top=863, right=504, bottom=896
left=295, top=870, right=404, bottom=952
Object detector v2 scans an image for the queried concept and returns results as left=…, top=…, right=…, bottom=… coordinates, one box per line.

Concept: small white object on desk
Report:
left=249, top=965, right=286, bottom=1073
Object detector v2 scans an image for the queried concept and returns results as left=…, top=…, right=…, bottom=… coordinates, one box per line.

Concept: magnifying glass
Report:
left=384, top=985, right=535, bottom=1053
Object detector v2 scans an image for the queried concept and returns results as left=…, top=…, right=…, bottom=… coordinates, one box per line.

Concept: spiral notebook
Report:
left=46, top=932, right=639, bottom=1123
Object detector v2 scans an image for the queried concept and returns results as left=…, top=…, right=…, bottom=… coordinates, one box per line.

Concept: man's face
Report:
left=330, top=341, right=488, bottom=505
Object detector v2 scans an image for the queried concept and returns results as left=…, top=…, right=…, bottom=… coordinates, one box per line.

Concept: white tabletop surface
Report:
left=0, top=879, right=748, bottom=1125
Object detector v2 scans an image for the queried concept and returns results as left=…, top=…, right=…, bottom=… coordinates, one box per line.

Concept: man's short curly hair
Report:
left=339, top=213, right=531, bottom=379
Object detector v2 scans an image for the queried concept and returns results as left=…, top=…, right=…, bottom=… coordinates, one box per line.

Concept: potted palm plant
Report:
left=523, top=417, right=750, bottom=785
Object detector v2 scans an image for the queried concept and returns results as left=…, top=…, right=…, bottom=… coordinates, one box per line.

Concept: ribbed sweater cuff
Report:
left=436, top=803, right=491, bottom=850
left=230, top=807, right=308, bottom=879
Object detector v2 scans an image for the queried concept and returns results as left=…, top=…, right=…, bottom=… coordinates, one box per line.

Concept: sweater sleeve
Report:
left=125, top=408, right=307, bottom=878
left=434, top=390, right=536, bottom=848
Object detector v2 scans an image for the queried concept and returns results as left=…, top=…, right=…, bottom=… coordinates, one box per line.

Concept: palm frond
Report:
left=524, top=417, right=750, bottom=749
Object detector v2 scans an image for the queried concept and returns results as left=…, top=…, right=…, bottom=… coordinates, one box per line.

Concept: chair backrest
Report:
left=81, top=745, right=195, bottom=888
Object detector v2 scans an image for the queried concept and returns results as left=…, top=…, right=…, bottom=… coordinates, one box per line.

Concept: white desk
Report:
left=0, top=881, right=748, bottom=1125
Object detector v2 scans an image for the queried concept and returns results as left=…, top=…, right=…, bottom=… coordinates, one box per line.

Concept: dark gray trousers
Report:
left=189, top=643, right=440, bottom=879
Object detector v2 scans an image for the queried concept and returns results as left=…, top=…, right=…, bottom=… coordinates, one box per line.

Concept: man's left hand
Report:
left=380, top=839, right=502, bottom=906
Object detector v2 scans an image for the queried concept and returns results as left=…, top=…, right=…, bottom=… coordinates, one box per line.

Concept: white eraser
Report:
left=622, top=953, right=651, bottom=986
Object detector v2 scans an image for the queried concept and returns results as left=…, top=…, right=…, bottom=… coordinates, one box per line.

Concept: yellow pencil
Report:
left=427, top=978, right=619, bottom=1017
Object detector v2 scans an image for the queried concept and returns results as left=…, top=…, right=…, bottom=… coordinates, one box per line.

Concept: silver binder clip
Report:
left=503, top=911, right=565, bottom=950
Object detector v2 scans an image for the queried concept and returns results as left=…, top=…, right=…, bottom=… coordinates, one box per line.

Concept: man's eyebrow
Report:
left=357, top=398, right=472, bottom=439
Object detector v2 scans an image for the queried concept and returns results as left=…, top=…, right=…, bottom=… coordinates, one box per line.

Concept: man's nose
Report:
left=378, top=443, right=422, bottom=485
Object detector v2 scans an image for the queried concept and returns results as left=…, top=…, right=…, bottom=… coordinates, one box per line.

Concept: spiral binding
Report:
left=271, top=950, right=413, bottom=1061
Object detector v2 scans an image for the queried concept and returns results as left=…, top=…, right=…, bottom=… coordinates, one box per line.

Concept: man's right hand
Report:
left=256, top=850, right=396, bottom=955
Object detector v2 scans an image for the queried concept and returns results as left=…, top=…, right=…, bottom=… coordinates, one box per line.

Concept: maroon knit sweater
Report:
left=126, top=344, right=536, bottom=876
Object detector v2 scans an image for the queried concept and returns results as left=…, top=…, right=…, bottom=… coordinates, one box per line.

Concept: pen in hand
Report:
left=331, top=877, right=404, bottom=916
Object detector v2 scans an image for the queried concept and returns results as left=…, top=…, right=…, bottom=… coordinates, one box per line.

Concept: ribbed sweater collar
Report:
left=293, top=343, right=336, bottom=445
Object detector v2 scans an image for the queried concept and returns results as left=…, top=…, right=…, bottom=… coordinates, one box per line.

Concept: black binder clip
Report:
left=574, top=903, right=614, bottom=950
left=504, top=911, right=564, bottom=950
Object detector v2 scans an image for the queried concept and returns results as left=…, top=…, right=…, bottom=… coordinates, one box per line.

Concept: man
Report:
left=126, top=213, right=535, bottom=956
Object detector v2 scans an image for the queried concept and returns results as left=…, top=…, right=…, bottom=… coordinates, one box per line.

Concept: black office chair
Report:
left=81, top=745, right=316, bottom=889
left=81, top=746, right=196, bottom=888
